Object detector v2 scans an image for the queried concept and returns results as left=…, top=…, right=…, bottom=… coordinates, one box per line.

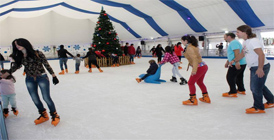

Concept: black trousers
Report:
left=88, top=60, right=99, bottom=69
left=141, top=74, right=152, bottom=80
left=157, top=55, right=162, bottom=63
left=177, top=56, right=182, bottom=62
left=226, top=64, right=246, bottom=93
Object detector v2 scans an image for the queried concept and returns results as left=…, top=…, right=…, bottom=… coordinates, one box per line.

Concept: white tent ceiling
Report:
left=0, top=0, right=273, bottom=46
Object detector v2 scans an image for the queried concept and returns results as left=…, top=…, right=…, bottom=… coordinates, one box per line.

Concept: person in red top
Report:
left=128, top=44, right=136, bottom=64
left=174, top=42, right=184, bottom=63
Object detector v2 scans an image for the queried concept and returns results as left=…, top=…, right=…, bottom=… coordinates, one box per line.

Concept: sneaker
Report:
left=264, top=103, right=274, bottom=109
left=246, top=107, right=265, bottom=114
left=237, top=90, right=246, bottom=95
left=222, top=92, right=237, bottom=97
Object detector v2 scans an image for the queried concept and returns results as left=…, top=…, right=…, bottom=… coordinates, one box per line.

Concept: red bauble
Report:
left=102, top=50, right=105, bottom=52
left=97, top=21, right=100, bottom=24
left=106, top=42, right=109, bottom=45
left=98, top=28, right=101, bottom=30
left=122, top=54, right=125, bottom=56
left=109, top=32, right=111, bottom=34
left=94, top=45, right=96, bottom=47
left=114, top=38, right=117, bottom=40
left=104, top=13, right=107, bottom=16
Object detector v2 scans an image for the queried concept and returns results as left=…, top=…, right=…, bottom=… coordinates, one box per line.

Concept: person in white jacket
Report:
left=0, top=69, right=18, bottom=118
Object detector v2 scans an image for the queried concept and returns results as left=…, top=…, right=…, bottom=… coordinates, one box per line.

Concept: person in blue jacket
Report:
left=136, top=59, right=158, bottom=83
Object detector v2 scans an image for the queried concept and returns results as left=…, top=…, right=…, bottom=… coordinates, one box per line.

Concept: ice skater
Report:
left=57, top=44, right=74, bottom=75
left=73, top=54, right=83, bottom=74
left=82, top=47, right=103, bottom=73
left=232, top=25, right=274, bottom=113
left=0, top=69, right=19, bottom=118
left=159, top=46, right=187, bottom=85
left=181, top=35, right=210, bottom=105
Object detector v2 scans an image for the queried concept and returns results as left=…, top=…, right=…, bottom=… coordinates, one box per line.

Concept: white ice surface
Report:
left=2, top=57, right=274, bottom=140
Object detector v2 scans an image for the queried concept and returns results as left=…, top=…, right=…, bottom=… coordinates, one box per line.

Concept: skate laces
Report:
left=51, top=113, right=59, bottom=121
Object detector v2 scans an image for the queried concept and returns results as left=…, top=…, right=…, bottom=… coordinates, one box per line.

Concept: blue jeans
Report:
left=1, top=94, right=17, bottom=108
left=75, top=63, right=80, bottom=71
left=0, top=61, right=4, bottom=69
left=130, top=55, right=134, bottom=62
left=250, top=63, right=274, bottom=110
left=59, top=58, right=68, bottom=70
left=25, top=74, right=56, bottom=113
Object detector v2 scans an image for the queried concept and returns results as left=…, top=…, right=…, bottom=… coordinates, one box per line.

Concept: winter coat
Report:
left=128, top=46, right=136, bottom=55
left=183, top=44, right=203, bottom=73
left=155, top=47, right=165, bottom=56
left=83, top=51, right=99, bottom=61
left=147, top=62, right=158, bottom=75
left=58, top=48, right=74, bottom=58
left=174, top=45, right=184, bottom=56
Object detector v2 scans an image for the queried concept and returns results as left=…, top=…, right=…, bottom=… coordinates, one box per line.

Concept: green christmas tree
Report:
left=92, top=7, right=123, bottom=56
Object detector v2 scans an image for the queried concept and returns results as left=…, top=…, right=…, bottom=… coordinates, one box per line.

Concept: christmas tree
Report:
left=92, top=7, right=123, bottom=56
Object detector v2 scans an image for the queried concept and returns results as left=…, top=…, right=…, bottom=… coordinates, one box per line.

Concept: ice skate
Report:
left=179, top=77, right=187, bottom=85
left=11, top=107, right=19, bottom=116
left=3, top=108, right=9, bottom=118
left=264, top=102, right=274, bottom=109
left=136, top=78, right=142, bottom=83
left=199, top=93, right=211, bottom=103
left=34, top=109, right=49, bottom=125
left=183, top=94, right=198, bottom=105
left=222, top=92, right=237, bottom=97
left=51, top=112, right=60, bottom=126
left=170, top=76, right=177, bottom=82
left=245, top=107, right=265, bottom=114
left=59, top=70, right=65, bottom=75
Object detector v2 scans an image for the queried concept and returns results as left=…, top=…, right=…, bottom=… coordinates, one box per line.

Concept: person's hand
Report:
left=256, top=68, right=265, bottom=78
left=225, top=62, right=229, bottom=68
left=191, top=71, right=196, bottom=76
left=1, top=71, right=10, bottom=79
left=235, top=62, right=241, bottom=70
left=52, top=76, right=59, bottom=85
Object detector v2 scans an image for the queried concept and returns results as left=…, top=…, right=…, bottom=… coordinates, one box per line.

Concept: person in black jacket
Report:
left=136, top=59, right=158, bottom=83
left=82, top=47, right=103, bottom=73
left=57, top=45, right=74, bottom=74
left=155, top=44, right=165, bottom=63
left=2, top=38, right=60, bottom=126
left=0, top=53, right=5, bottom=70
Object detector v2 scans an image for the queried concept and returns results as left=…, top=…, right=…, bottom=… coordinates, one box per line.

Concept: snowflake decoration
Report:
left=42, top=46, right=51, bottom=52
left=74, top=45, right=81, bottom=50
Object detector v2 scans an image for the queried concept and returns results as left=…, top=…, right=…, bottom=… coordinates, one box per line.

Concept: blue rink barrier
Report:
left=0, top=101, right=9, bottom=140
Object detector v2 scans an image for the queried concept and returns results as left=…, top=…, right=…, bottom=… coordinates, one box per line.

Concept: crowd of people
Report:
left=0, top=24, right=273, bottom=128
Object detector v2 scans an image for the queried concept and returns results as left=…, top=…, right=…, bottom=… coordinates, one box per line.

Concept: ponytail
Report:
left=181, top=35, right=198, bottom=47
left=237, top=25, right=256, bottom=39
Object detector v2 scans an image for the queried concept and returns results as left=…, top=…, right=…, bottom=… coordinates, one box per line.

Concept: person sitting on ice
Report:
left=136, top=59, right=158, bottom=83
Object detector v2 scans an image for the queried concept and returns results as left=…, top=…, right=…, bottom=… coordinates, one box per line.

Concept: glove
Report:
left=52, top=76, right=59, bottom=85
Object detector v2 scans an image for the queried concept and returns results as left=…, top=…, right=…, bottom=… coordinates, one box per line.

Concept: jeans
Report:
left=0, top=61, right=4, bottom=69
left=226, top=64, right=246, bottom=93
left=250, top=63, right=274, bottom=110
left=172, top=62, right=182, bottom=78
left=25, top=74, right=56, bottom=113
left=1, top=94, right=17, bottom=108
left=130, top=55, right=134, bottom=62
left=59, top=58, right=68, bottom=70
left=75, top=63, right=80, bottom=71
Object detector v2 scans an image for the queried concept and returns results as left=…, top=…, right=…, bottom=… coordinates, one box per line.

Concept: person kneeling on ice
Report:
left=136, top=59, right=158, bottom=83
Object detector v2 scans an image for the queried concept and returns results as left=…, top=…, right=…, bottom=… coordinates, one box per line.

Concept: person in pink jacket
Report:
left=128, top=44, right=136, bottom=64
left=0, top=69, right=19, bottom=118
left=160, top=46, right=187, bottom=85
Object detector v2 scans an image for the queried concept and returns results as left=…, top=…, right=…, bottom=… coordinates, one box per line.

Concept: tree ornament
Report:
left=104, top=13, right=107, bottom=16
left=98, top=28, right=101, bottom=30
left=102, top=49, right=105, bottom=52
left=94, top=45, right=96, bottom=47
left=106, top=42, right=109, bottom=45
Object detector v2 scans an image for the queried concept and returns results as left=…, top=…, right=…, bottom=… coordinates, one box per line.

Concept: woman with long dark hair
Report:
left=2, top=38, right=60, bottom=126
left=181, top=35, right=210, bottom=105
